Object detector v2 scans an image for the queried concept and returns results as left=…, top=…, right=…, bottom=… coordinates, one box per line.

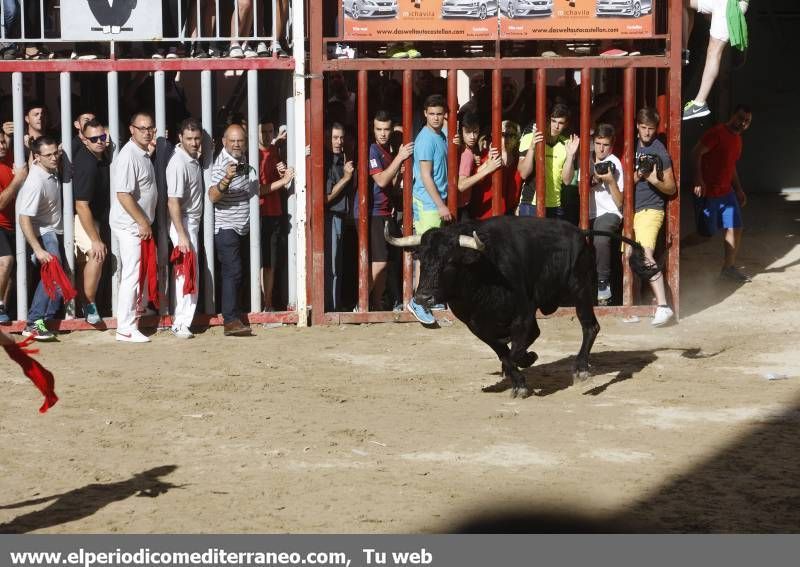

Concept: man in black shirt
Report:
left=72, top=118, right=111, bottom=326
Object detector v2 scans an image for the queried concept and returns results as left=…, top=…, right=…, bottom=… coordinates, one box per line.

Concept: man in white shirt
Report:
left=208, top=124, right=256, bottom=337
left=16, top=136, right=65, bottom=341
left=109, top=111, right=157, bottom=343
left=588, top=124, right=624, bottom=304
left=166, top=118, right=204, bottom=339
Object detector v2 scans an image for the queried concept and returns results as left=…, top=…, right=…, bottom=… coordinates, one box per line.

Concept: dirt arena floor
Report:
left=1, top=193, right=799, bottom=533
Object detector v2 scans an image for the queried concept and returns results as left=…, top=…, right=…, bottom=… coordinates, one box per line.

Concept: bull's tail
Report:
left=581, top=230, right=662, bottom=282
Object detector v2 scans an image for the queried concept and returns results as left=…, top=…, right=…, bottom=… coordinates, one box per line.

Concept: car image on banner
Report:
left=596, top=0, right=652, bottom=17
left=440, top=0, right=499, bottom=19
left=344, top=0, right=399, bottom=19
left=499, top=0, right=553, bottom=18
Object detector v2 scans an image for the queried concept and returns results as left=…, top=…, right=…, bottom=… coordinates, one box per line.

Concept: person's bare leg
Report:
left=83, top=256, right=104, bottom=305
left=645, top=247, right=669, bottom=306
left=683, top=0, right=695, bottom=50
left=370, top=261, right=387, bottom=309
left=231, top=0, right=253, bottom=45
left=0, top=256, right=13, bottom=305
left=263, top=266, right=275, bottom=309
left=723, top=228, right=742, bottom=269
left=694, top=36, right=726, bottom=105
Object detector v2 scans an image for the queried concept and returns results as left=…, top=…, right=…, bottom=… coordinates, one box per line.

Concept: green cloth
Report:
left=727, top=0, right=749, bottom=51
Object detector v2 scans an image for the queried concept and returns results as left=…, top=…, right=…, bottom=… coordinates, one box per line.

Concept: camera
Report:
left=235, top=162, right=250, bottom=177
left=593, top=160, right=616, bottom=176
left=636, top=154, right=663, bottom=180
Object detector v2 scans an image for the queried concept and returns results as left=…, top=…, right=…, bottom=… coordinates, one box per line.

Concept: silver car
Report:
left=344, top=0, right=399, bottom=19
left=441, top=0, right=499, bottom=20
left=499, top=0, right=553, bottom=18
left=595, top=0, right=652, bottom=18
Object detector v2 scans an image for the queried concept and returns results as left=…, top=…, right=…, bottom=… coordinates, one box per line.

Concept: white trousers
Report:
left=112, top=228, right=143, bottom=333
left=169, top=218, right=200, bottom=330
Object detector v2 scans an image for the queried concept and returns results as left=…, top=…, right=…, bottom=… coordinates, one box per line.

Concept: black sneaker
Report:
left=190, top=43, right=209, bottom=58
left=683, top=100, right=710, bottom=121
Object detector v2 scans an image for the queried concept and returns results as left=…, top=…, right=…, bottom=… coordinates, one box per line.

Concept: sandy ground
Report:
left=1, top=193, right=799, bottom=534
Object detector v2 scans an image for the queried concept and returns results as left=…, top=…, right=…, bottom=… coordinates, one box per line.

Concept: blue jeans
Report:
left=1, top=0, right=18, bottom=46
left=28, top=232, right=66, bottom=324
left=324, top=213, right=344, bottom=312
left=214, top=229, right=245, bottom=324
left=518, top=203, right=564, bottom=219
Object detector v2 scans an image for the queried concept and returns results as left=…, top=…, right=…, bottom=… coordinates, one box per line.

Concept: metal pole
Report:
left=271, top=0, right=279, bottom=52
left=12, top=72, right=27, bottom=323
left=535, top=68, right=547, bottom=218
left=291, top=0, right=308, bottom=325
left=309, top=0, right=325, bottom=325
left=579, top=67, right=591, bottom=231
left=491, top=68, right=503, bottom=217
left=401, top=69, right=413, bottom=305
left=622, top=67, right=636, bottom=308
left=60, top=72, right=76, bottom=319
left=286, top=97, right=297, bottom=311
left=356, top=70, right=369, bottom=312
left=154, top=71, right=170, bottom=317
left=201, top=70, right=216, bottom=315
left=247, top=69, right=261, bottom=314
left=446, top=70, right=458, bottom=217
left=108, top=71, right=121, bottom=318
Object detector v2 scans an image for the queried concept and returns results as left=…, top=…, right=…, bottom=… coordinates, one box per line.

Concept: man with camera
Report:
left=634, top=108, right=677, bottom=327
left=209, top=124, right=257, bottom=337
left=687, top=104, right=753, bottom=282
left=588, top=124, right=624, bottom=304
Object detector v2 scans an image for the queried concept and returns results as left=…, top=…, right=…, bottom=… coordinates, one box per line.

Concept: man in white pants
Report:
left=683, top=0, right=749, bottom=120
left=166, top=118, right=204, bottom=339
left=109, top=111, right=157, bottom=343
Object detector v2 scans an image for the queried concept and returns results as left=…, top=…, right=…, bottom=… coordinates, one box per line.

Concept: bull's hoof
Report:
left=515, top=351, right=538, bottom=369
left=511, top=386, right=531, bottom=399
left=572, top=369, right=591, bottom=383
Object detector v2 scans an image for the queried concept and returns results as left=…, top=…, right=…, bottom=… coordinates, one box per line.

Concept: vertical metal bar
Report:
left=292, top=0, right=308, bottom=325
left=178, top=0, right=183, bottom=40
left=356, top=70, right=369, bottom=312
left=108, top=71, right=120, bottom=318
left=286, top=97, right=298, bottom=311
left=19, top=0, right=24, bottom=41
left=665, top=65, right=681, bottom=318
left=247, top=69, right=261, bottom=314
left=401, top=70, right=413, bottom=305
left=622, top=67, right=636, bottom=308
left=200, top=70, right=216, bottom=315
left=271, top=0, right=279, bottom=50
left=153, top=71, right=169, bottom=317
left=491, top=68, right=502, bottom=217
left=215, top=0, right=221, bottom=39
left=535, top=68, right=547, bottom=218
left=446, top=70, right=458, bottom=217
left=39, top=0, right=44, bottom=41
left=60, top=72, right=76, bottom=319
left=0, top=2, right=5, bottom=40
left=309, top=0, right=325, bottom=325
left=12, top=72, right=27, bottom=323
left=234, top=0, right=239, bottom=40
left=253, top=0, right=259, bottom=42
left=579, top=68, right=591, bottom=231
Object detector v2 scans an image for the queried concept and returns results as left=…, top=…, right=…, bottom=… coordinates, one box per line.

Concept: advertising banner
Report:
left=344, top=0, right=499, bottom=41
left=499, top=0, right=654, bottom=39
left=61, top=0, right=163, bottom=41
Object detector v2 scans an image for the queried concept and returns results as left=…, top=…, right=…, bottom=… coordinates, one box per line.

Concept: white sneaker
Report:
left=651, top=306, right=674, bottom=327
left=116, top=328, right=150, bottom=343
left=171, top=325, right=194, bottom=339
left=242, top=43, right=257, bottom=58
left=256, top=41, right=269, bottom=56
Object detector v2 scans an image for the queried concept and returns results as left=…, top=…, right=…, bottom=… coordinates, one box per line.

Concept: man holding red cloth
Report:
left=17, top=136, right=68, bottom=341
left=109, top=111, right=158, bottom=343
left=166, top=118, right=204, bottom=339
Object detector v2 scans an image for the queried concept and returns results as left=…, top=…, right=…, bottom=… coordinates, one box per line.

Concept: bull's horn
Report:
left=459, top=231, right=486, bottom=251
left=384, top=224, right=421, bottom=247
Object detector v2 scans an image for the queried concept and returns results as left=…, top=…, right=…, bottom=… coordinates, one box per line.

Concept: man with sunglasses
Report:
left=73, top=118, right=111, bottom=326
left=109, top=111, right=158, bottom=343
left=16, top=136, right=65, bottom=341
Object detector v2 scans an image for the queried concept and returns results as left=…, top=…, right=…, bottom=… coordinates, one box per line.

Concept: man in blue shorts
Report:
left=687, top=104, right=753, bottom=282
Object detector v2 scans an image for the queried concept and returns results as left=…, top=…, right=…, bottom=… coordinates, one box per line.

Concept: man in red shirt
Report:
left=688, top=104, right=753, bottom=282
left=258, top=119, right=295, bottom=311
left=0, top=132, right=28, bottom=323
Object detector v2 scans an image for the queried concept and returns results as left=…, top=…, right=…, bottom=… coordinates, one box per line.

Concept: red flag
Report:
left=40, top=257, right=77, bottom=302
left=139, top=238, right=159, bottom=310
left=170, top=247, right=197, bottom=295
left=4, top=336, right=58, bottom=413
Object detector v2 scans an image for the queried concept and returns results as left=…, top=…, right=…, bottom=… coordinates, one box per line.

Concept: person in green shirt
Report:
left=516, top=103, right=579, bottom=218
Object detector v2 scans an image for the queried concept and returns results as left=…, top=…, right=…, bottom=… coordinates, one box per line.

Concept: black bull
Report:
left=386, top=216, right=659, bottom=398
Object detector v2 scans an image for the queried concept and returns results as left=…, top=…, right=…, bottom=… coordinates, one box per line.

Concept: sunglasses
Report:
left=87, top=133, right=108, bottom=144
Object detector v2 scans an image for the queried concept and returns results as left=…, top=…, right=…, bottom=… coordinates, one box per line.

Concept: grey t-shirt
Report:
left=634, top=138, right=672, bottom=212
left=16, top=164, right=63, bottom=235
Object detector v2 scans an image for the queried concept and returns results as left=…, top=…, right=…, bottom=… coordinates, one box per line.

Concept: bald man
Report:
left=209, top=124, right=257, bottom=336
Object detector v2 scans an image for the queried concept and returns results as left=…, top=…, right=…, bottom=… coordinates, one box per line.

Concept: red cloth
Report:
left=700, top=124, right=742, bottom=198
left=40, top=257, right=77, bottom=302
left=4, top=335, right=58, bottom=413
left=139, top=238, right=159, bottom=310
left=170, top=247, right=197, bottom=295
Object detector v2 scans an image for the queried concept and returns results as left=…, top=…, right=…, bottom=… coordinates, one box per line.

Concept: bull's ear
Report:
left=456, top=247, right=483, bottom=265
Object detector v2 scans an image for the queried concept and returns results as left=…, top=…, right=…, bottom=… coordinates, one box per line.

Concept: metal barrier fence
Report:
left=0, top=0, right=309, bottom=332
